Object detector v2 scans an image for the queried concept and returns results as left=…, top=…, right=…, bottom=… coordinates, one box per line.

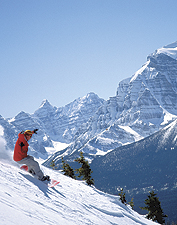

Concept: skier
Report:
left=13, top=129, right=50, bottom=181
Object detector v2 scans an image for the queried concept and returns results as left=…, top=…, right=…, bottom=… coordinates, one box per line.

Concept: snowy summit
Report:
left=156, top=41, right=177, bottom=60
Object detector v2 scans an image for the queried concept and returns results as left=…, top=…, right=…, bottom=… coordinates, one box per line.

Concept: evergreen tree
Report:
left=50, top=159, right=57, bottom=170
left=128, top=197, right=134, bottom=209
left=118, top=188, right=127, bottom=204
left=140, top=190, right=167, bottom=224
left=74, top=152, right=94, bottom=186
left=61, top=157, right=76, bottom=179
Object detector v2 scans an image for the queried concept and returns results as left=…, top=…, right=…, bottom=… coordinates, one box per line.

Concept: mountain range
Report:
left=0, top=92, right=105, bottom=159
left=44, top=40, right=177, bottom=223
left=2, top=41, right=177, bottom=162
left=44, top=41, right=177, bottom=168
left=1, top=41, right=177, bottom=222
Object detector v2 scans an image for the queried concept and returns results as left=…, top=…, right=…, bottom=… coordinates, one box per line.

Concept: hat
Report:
left=24, top=130, right=33, bottom=136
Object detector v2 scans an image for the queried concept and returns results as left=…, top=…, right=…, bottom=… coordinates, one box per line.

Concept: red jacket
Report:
left=13, top=132, right=29, bottom=162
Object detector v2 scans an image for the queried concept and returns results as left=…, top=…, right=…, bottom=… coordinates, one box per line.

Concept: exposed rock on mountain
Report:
left=44, top=41, right=177, bottom=167
left=0, top=92, right=105, bottom=159
left=33, top=92, right=105, bottom=143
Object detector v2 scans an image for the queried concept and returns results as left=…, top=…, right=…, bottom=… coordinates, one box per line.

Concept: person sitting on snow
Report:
left=13, top=129, right=50, bottom=181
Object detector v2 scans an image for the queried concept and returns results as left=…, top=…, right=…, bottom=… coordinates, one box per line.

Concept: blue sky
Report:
left=1, top=0, right=177, bottom=118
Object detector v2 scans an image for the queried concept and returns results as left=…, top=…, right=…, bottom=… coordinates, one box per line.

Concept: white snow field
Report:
left=0, top=160, right=157, bottom=225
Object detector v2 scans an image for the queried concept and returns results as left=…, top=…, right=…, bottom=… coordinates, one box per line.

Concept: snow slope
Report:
left=0, top=159, right=157, bottom=225
left=91, top=119, right=177, bottom=222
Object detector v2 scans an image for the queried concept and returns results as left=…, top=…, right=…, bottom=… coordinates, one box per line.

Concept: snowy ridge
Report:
left=2, top=40, right=177, bottom=164
left=156, top=41, right=177, bottom=60
left=0, top=92, right=105, bottom=160
left=32, top=92, right=105, bottom=143
left=0, top=160, right=157, bottom=225
left=47, top=40, right=177, bottom=165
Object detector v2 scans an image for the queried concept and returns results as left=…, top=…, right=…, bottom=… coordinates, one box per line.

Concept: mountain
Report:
left=7, top=111, right=53, bottom=158
left=0, top=92, right=105, bottom=159
left=33, top=92, right=105, bottom=143
left=0, top=160, right=157, bottom=225
left=2, top=41, right=177, bottom=163
left=91, top=118, right=177, bottom=223
left=1, top=40, right=177, bottom=222
left=44, top=41, right=177, bottom=167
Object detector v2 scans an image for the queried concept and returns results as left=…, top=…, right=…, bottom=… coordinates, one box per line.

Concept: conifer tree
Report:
left=140, top=190, right=167, bottom=224
left=50, top=159, right=57, bottom=170
left=74, top=151, right=94, bottom=186
left=128, top=197, right=134, bottom=209
left=61, top=157, right=76, bottom=179
left=118, top=188, right=127, bottom=204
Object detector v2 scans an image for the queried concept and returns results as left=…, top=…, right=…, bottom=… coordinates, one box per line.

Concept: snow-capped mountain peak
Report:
left=39, top=99, right=54, bottom=109
left=0, top=93, right=106, bottom=159
left=45, top=41, right=177, bottom=167
left=34, top=99, right=56, bottom=117
left=163, top=40, right=177, bottom=48
left=155, top=40, right=177, bottom=60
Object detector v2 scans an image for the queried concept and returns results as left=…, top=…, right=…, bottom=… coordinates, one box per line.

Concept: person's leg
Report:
left=17, top=156, right=44, bottom=180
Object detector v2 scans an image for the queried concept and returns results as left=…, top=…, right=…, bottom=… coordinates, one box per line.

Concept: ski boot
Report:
left=40, top=175, right=50, bottom=181
left=28, top=169, right=35, bottom=176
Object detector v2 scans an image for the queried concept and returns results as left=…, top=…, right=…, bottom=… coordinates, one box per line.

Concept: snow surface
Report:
left=0, top=159, right=157, bottom=225
left=118, top=125, right=143, bottom=142
left=45, top=141, right=70, bottom=156
left=156, top=41, right=177, bottom=60
left=130, top=62, right=149, bottom=83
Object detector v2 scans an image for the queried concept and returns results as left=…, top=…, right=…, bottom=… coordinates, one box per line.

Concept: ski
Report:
left=48, top=179, right=60, bottom=188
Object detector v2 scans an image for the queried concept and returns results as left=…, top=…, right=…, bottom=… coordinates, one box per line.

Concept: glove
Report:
left=33, top=129, right=38, bottom=134
left=19, top=142, right=25, bottom=147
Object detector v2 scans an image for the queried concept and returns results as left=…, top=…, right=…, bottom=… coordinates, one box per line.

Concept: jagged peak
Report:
left=0, top=114, right=4, bottom=119
left=86, top=92, right=99, bottom=98
left=15, top=111, right=30, bottom=117
left=8, top=111, right=31, bottom=123
left=65, top=92, right=104, bottom=108
left=128, top=40, right=177, bottom=86
left=154, top=41, right=177, bottom=60
left=39, top=99, right=53, bottom=109
left=163, top=40, right=177, bottom=49
left=81, top=92, right=104, bottom=102
left=33, top=99, right=57, bottom=117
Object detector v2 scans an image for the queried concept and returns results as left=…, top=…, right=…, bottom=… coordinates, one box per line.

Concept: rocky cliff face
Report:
left=1, top=41, right=177, bottom=163
left=32, top=92, right=105, bottom=143
left=45, top=41, right=177, bottom=166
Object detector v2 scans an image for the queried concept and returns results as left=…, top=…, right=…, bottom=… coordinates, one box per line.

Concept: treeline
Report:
left=50, top=151, right=94, bottom=186
left=118, top=188, right=177, bottom=225
left=50, top=153, right=176, bottom=224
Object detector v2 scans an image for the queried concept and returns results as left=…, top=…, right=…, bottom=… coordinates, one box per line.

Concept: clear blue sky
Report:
left=1, top=0, right=177, bottom=118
